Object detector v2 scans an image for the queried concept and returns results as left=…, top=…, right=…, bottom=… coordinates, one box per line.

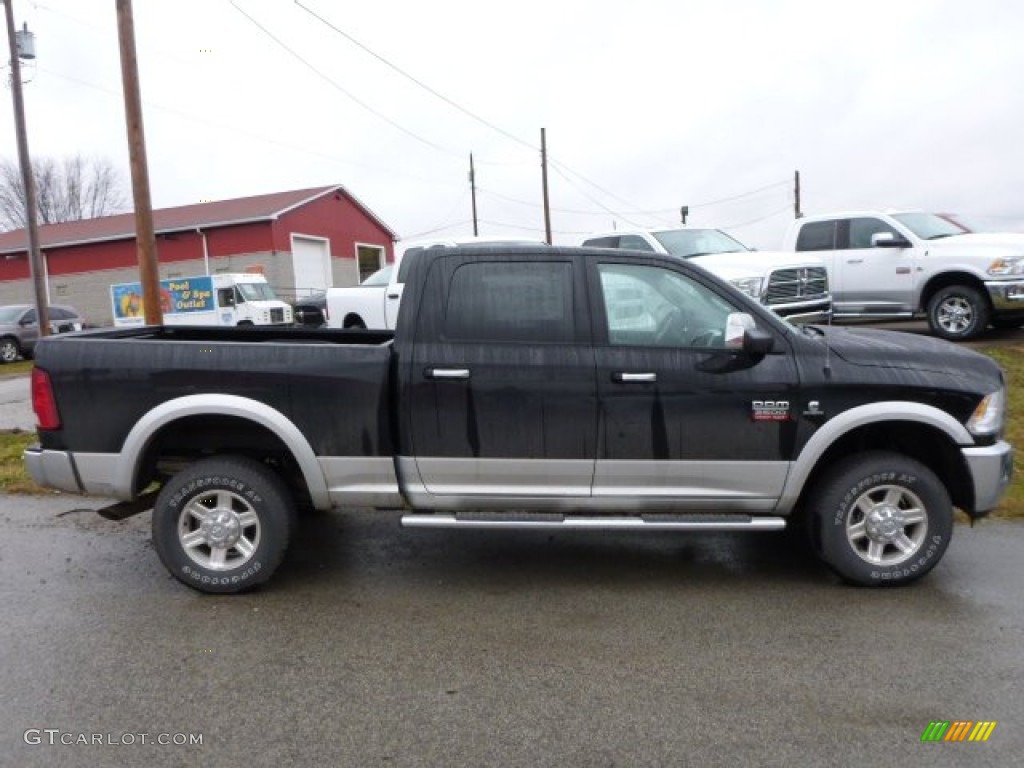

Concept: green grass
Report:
left=0, top=430, right=45, bottom=494
left=0, top=360, right=34, bottom=378
left=0, top=348, right=1021, bottom=515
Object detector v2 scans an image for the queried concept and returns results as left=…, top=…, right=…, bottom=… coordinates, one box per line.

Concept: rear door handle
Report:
left=387, top=293, right=400, bottom=299
left=846, top=258, right=864, bottom=264
left=613, top=372, right=657, bottom=383
left=426, top=368, right=470, bottom=380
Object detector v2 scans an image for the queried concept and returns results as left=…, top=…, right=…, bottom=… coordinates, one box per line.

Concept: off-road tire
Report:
left=152, top=456, right=295, bottom=593
left=806, top=451, right=952, bottom=586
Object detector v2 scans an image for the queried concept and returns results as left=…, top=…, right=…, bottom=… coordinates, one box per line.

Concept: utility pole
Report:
left=3, top=1, right=49, bottom=337
left=469, top=153, right=478, bottom=236
left=794, top=169, right=802, bottom=219
left=115, top=0, right=162, bottom=324
left=540, top=128, right=552, bottom=245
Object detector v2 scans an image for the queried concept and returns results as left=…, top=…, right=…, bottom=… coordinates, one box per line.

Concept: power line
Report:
left=292, top=2, right=659, bottom=216
left=230, top=1, right=459, bottom=156
left=33, top=65, right=465, bottom=192
left=719, top=204, right=792, bottom=230
left=294, top=0, right=537, bottom=154
left=547, top=164, right=650, bottom=228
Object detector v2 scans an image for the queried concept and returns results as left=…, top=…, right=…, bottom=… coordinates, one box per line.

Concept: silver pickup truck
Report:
left=783, top=210, right=1024, bottom=340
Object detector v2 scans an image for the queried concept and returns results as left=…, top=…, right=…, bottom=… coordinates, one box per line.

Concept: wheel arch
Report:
left=918, top=271, right=990, bottom=313
left=115, top=395, right=329, bottom=508
left=342, top=313, right=365, bottom=328
left=778, top=402, right=975, bottom=516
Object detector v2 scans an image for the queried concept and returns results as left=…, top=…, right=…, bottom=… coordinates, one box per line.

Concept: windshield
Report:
left=361, top=265, right=393, bottom=286
left=652, top=229, right=751, bottom=258
left=236, top=282, right=278, bottom=301
left=892, top=212, right=968, bottom=240
left=0, top=306, right=26, bottom=323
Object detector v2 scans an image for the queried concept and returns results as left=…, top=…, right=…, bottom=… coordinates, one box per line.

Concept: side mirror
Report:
left=871, top=232, right=911, bottom=248
left=725, top=312, right=775, bottom=356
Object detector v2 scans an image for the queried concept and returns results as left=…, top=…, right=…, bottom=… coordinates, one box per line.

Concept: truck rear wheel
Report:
left=152, top=456, right=295, bottom=593
left=807, top=452, right=952, bottom=586
left=926, top=285, right=990, bottom=341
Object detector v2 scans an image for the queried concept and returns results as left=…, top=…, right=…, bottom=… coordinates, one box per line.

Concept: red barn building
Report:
left=0, top=185, right=396, bottom=325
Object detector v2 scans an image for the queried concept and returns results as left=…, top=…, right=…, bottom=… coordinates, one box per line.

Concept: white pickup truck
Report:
left=580, top=228, right=831, bottom=320
left=326, top=237, right=546, bottom=330
left=783, top=210, right=1024, bottom=340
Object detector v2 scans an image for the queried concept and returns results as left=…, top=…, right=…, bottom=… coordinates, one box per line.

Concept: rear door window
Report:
left=444, top=261, right=574, bottom=343
left=795, top=221, right=838, bottom=251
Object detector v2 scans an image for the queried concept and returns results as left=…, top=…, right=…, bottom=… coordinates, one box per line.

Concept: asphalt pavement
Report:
left=1, top=492, right=1022, bottom=768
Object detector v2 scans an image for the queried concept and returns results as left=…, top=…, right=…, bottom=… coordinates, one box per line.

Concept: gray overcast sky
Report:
left=3, top=0, right=1024, bottom=248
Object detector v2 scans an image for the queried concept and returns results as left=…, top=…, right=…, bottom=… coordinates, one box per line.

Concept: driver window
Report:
left=849, top=217, right=900, bottom=249
left=597, top=263, right=736, bottom=348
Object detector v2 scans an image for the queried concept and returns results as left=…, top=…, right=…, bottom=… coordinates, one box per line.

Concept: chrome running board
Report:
left=401, top=513, right=786, bottom=532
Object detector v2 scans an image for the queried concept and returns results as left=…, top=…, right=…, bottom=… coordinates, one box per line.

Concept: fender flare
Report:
left=775, top=400, right=972, bottom=514
left=115, top=394, right=329, bottom=508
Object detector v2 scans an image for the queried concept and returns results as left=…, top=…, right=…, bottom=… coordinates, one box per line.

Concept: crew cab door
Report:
left=797, top=218, right=916, bottom=314
left=587, top=259, right=799, bottom=509
left=407, top=254, right=597, bottom=498
left=836, top=217, right=917, bottom=313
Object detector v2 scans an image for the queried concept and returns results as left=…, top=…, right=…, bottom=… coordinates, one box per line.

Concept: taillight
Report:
left=31, top=368, right=61, bottom=430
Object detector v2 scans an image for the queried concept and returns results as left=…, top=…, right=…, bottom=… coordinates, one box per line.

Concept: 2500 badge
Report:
left=751, top=400, right=790, bottom=421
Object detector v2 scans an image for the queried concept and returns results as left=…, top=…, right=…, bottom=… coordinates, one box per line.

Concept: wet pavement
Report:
left=1, top=492, right=1022, bottom=767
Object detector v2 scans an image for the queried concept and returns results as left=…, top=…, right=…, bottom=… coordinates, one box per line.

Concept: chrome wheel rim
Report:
left=0, top=341, right=17, bottom=362
left=845, top=485, right=928, bottom=566
left=936, top=296, right=973, bottom=334
left=177, top=490, right=261, bottom=571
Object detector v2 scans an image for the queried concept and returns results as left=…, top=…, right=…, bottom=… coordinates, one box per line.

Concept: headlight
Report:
left=966, top=388, right=1006, bottom=436
left=730, top=276, right=764, bottom=298
left=986, top=257, right=1024, bottom=276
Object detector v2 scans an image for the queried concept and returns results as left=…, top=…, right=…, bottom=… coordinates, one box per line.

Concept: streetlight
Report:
left=3, top=0, right=49, bottom=337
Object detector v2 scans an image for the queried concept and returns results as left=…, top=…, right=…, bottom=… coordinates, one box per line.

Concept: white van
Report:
left=111, top=273, right=293, bottom=327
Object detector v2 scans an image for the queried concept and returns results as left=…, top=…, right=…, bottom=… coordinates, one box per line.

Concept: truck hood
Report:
left=811, top=325, right=1001, bottom=377
left=690, top=250, right=825, bottom=280
left=927, top=232, right=1024, bottom=255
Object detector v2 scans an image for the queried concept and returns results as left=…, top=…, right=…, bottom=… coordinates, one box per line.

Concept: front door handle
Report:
left=846, top=258, right=864, bottom=264
left=613, top=372, right=657, bottom=383
left=426, top=368, right=471, bottom=380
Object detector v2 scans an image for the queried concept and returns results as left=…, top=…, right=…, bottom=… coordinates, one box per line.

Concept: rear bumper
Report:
left=962, top=440, right=1014, bottom=515
left=24, top=446, right=83, bottom=494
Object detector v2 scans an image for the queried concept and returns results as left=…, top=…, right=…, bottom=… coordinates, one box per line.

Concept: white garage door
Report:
left=292, top=235, right=331, bottom=294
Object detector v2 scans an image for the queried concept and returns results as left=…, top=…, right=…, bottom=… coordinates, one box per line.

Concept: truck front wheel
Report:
left=807, top=452, right=952, bottom=586
left=152, top=456, right=295, bottom=593
left=926, top=285, right=990, bottom=340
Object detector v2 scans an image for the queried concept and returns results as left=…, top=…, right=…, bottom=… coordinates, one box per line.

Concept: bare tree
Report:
left=0, top=154, right=129, bottom=231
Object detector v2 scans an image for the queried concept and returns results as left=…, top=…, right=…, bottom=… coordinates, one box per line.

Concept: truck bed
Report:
left=34, top=325, right=397, bottom=459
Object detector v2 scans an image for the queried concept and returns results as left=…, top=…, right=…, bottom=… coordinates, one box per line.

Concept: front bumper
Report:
left=24, top=446, right=83, bottom=494
left=766, top=295, right=833, bottom=321
left=984, top=279, right=1024, bottom=311
left=962, top=440, right=1014, bottom=515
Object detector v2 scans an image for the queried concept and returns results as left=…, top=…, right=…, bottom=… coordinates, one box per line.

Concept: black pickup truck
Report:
left=25, top=245, right=1014, bottom=592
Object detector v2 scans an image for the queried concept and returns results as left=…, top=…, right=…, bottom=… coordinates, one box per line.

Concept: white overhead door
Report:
left=292, top=235, right=331, bottom=295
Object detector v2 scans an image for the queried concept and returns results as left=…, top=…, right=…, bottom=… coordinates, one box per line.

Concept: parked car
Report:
left=292, top=291, right=328, bottom=328
left=0, top=304, right=84, bottom=363
left=782, top=210, right=1024, bottom=340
